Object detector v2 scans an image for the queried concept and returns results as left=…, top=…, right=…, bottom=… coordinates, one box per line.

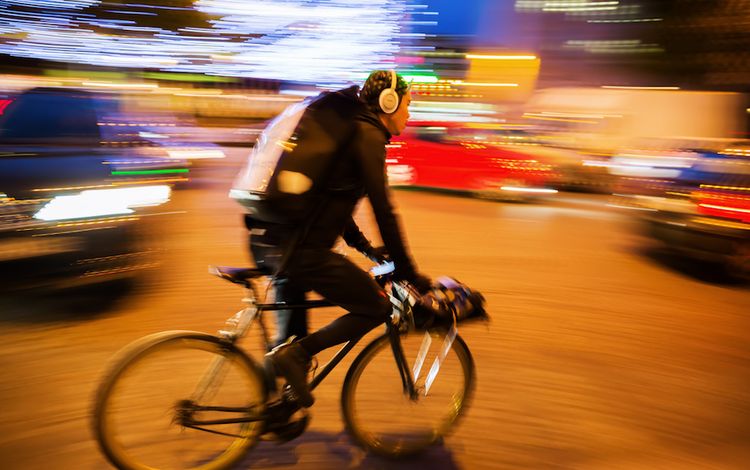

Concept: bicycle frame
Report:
left=183, top=275, right=457, bottom=429
left=253, top=298, right=418, bottom=399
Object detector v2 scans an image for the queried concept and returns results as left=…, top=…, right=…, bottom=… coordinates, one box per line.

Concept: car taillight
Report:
left=693, top=189, right=750, bottom=223
left=0, top=98, right=12, bottom=115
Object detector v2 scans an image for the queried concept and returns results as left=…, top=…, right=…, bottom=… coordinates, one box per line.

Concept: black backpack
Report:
left=231, top=86, right=361, bottom=224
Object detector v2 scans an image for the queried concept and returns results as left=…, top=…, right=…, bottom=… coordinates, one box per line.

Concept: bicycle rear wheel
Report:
left=93, top=331, right=267, bottom=470
left=341, top=329, right=475, bottom=457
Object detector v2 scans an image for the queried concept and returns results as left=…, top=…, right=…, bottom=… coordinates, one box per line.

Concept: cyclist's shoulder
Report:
left=353, top=113, right=389, bottom=147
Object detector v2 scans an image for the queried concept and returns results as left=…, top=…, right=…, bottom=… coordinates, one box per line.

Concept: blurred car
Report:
left=611, top=142, right=750, bottom=279
left=442, top=123, right=613, bottom=192
left=497, top=129, right=615, bottom=193
left=386, top=122, right=558, bottom=200
left=0, top=87, right=181, bottom=291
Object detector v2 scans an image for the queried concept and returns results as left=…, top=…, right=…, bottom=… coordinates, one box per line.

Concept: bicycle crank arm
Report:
left=183, top=416, right=264, bottom=426
left=182, top=424, right=254, bottom=439
left=185, top=404, right=258, bottom=413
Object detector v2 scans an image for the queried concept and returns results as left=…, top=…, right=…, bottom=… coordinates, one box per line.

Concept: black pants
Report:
left=250, top=242, right=392, bottom=356
left=268, top=276, right=308, bottom=347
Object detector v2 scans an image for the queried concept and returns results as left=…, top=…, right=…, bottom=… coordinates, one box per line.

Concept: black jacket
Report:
left=251, top=86, right=418, bottom=280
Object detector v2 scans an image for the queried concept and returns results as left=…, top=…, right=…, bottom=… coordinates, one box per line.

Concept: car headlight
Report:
left=33, top=185, right=171, bottom=221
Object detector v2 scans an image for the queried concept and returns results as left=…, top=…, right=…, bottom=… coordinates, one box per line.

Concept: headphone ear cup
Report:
left=379, top=89, right=399, bottom=114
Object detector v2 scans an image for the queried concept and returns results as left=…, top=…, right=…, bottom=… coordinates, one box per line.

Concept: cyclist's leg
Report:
left=288, top=249, right=392, bottom=356
left=249, top=233, right=309, bottom=347
left=272, top=276, right=308, bottom=346
left=265, top=249, right=390, bottom=407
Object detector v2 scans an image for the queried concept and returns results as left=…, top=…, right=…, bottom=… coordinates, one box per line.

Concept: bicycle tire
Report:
left=93, top=331, right=268, bottom=470
left=340, top=329, right=475, bottom=458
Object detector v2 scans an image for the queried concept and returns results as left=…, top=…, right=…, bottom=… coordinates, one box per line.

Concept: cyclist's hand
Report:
left=366, top=246, right=389, bottom=263
left=410, top=273, right=433, bottom=295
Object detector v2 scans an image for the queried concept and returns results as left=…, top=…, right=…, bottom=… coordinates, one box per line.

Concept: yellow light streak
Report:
left=453, top=81, right=519, bottom=87
left=465, top=54, right=537, bottom=60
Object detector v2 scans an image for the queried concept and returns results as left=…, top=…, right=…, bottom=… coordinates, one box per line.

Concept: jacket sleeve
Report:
left=353, top=123, right=418, bottom=280
left=342, top=217, right=373, bottom=254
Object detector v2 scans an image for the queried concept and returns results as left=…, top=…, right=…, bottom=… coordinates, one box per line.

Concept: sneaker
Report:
left=266, top=342, right=314, bottom=408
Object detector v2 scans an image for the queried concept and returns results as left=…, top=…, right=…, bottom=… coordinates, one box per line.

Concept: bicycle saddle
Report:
left=209, top=265, right=269, bottom=285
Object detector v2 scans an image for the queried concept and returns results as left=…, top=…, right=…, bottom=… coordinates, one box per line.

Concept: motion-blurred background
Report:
left=1, top=2, right=749, bottom=469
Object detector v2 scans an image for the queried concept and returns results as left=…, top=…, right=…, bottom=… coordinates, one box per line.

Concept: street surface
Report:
left=1, top=148, right=749, bottom=469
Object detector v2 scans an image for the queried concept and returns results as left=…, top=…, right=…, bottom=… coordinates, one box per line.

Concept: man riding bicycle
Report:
left=245, top=70, right=431, bottom=408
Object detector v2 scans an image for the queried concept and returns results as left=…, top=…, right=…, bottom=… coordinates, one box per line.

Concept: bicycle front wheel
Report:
left=341, top=329, right=475, bottom=457
left=93, top=331, right=267, bottom=470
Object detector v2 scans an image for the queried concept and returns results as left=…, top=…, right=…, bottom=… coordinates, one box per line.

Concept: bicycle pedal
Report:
left=282, top=384, right=312, bottom=407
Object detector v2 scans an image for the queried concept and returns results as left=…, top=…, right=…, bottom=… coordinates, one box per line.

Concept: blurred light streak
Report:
left=126, top=3, right=191, bottom=11
left=525, top=111, right=619, bottom=119
left=0, top=0, right=423, bottom=85
left=82, top=81, right=158, bottom=89
left=411, top=100, right=496, bottom=113
left=110, top=169, right=189, bottom=176
left=698, top=203, right=750, bottom=216
left=602, top=86, right=681, bottom=90
left=565, top=40, right=663, bottom=54
left=408, top=112, right=501, bottom=123
left=500, top=186, right=558, bottom=194
left=3, top=0, right=97, bottom=9
left=523, top=115, right=598, bottom=124
left=278, top=89, right=320, bottom=97
left=34, top=185, right=171, bottom=221
left=701, top=184, right=750, bottom=192
left=587, top=18, right=662, bottom=23
left=692, top=217, right=750, bottom=230
left=465, top=54, right=537, bottom=60
left=606, top=203, right=657, bottom=211
left=402, top=74, right=439, bottom=83
left=166, top=149, right=225, bottom=160
left=105, top=10, right=156, bottom=16
left=455, top=81, right=519, bottom=87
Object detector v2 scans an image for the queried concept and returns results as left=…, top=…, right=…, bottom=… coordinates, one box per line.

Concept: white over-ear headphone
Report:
left=378, top=70, right=400, bottom=114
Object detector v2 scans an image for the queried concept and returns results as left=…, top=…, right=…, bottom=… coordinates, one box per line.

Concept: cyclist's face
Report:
left=382, top=92, right=411, bottom=136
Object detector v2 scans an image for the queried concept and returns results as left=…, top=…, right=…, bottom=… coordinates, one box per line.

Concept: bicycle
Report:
left=92, top=261, right=479, bottom=470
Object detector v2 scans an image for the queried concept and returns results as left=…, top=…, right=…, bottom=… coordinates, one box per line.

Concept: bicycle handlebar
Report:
left=369, top=260, right=395, bottom=277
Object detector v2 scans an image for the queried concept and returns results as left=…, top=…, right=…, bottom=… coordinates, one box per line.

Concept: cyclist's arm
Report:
left=342, top=217, right=374, bottom=254
left=354, top=123, right=418, bottom=280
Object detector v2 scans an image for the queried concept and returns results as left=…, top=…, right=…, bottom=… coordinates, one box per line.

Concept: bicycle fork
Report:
left=390, top=326, right=458, bottom=400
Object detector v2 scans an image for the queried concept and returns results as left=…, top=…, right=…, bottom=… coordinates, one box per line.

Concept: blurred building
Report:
left=0, top=0, right=430, bottom=86
left=505, top=1, right=750, bottom=94
left=657, top=0, right=750, bottom=93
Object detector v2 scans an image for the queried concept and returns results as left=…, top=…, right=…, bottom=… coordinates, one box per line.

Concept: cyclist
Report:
left=247, top=70, right=431, bottom=407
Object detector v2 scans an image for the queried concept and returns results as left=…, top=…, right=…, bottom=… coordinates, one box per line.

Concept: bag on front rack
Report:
left=411, top=277, right=488, bottom=329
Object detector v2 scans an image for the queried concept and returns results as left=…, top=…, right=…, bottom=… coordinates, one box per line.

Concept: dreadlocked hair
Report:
left=359, top=70, right=410, bottom=113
